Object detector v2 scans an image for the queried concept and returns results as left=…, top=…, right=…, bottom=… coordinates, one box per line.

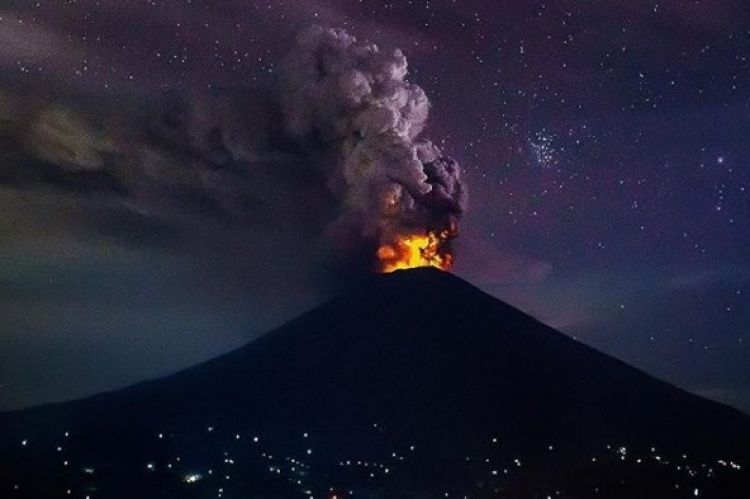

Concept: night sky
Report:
left=1, top=1, right=749, bottom=414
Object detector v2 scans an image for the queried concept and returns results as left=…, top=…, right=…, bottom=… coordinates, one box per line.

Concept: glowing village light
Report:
left=184, top=473, right=202, bottom=484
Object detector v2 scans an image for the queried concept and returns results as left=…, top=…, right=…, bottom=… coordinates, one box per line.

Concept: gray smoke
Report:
left=279, top=27, right=466, bottom=255
left=0, top=26, right=467, bottom=272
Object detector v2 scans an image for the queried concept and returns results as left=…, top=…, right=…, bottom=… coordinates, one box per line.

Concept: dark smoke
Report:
left=0, top=26, right=467, bottom=273
left=279, top=27, right=466, bottom=253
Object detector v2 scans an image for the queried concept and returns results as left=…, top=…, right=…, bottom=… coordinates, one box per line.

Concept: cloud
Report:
left=668, top=267, right=750, bottom=291
left=29, top=106, right=116, bottom=171
left=457, top=238, right=552, bottom=286
left=0, top=13, right=83, bottom=66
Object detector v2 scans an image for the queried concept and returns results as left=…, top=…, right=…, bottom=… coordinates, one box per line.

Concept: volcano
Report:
left=1, top=268, right=749, bottom=498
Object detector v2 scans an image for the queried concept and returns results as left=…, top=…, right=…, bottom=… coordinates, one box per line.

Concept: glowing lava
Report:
left=377, top=230, right=454, bottom=273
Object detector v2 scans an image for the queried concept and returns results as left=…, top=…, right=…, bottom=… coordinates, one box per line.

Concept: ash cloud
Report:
left=0, top=26, right=466, bottom=274
left=279, top=27, right=466, bottom=253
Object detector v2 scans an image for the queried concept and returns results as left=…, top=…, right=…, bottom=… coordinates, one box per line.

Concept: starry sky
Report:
left=1, top=0, right=749, bottom=414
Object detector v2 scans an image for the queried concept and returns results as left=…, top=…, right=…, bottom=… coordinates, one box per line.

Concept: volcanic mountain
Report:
left=1, top=268, right=749, bottom=498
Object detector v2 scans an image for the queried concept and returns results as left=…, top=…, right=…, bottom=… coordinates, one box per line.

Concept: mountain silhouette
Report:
left=2, top=268, right=749, bottom=498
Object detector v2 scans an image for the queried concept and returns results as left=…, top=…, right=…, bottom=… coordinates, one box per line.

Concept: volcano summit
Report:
left=1, top=268, right=748, bottom=498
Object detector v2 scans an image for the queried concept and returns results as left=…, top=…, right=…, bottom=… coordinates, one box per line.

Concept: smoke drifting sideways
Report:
left=0, top=26, right=466, bottom=279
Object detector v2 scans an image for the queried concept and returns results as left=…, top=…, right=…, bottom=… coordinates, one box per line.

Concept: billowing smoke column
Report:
left=279, top=27, right=467, bottom=272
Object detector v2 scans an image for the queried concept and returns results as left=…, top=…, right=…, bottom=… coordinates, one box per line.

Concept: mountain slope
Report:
left=2, top=268, right=749, bottom=498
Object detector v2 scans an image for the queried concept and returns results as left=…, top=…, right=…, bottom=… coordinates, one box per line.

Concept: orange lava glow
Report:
left=377, top=230, right=454, bottom=273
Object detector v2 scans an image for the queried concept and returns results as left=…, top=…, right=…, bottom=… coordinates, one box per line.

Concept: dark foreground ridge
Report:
left=1, top=268, right=749, bottom=498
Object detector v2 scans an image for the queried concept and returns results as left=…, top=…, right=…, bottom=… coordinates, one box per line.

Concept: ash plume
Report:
left=279, top=27, right=467, bottom=256
left=0, top=26, right=467, bottom=274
